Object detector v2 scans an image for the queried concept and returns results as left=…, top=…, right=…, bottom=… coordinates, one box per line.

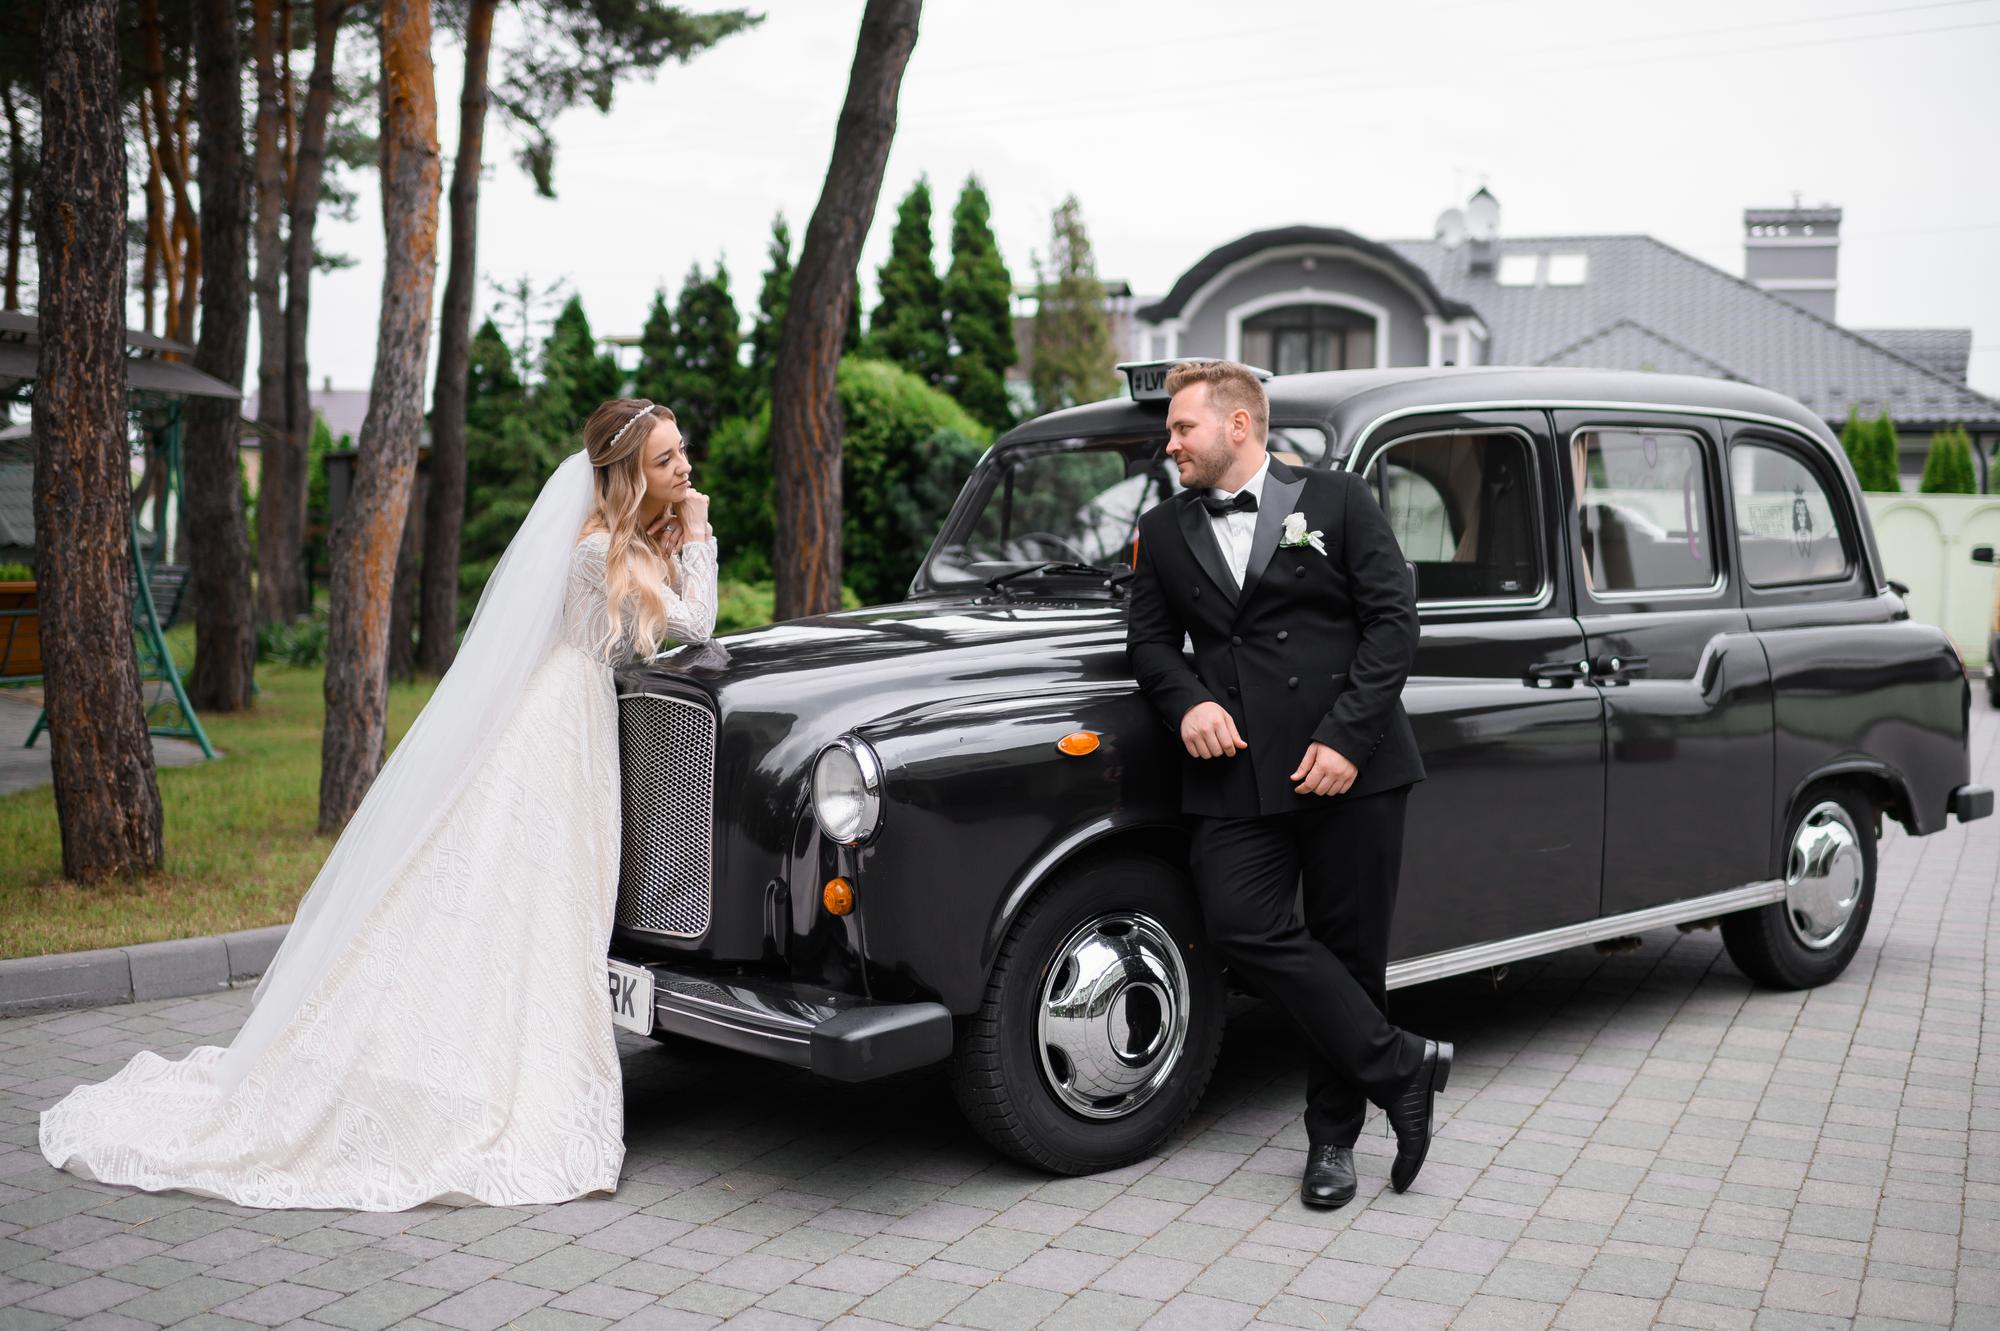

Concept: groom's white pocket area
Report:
left=608, top=959, right=654, bottom=1036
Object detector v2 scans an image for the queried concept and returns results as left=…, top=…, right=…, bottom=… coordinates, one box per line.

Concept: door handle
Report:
left=1526, top=659, right=1588, bottom=689
left=1589, top=653, right=1649, bottom=684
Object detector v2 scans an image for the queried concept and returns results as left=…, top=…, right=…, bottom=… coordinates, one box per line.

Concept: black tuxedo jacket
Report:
left=1126, top=455, right=1426, bottom=818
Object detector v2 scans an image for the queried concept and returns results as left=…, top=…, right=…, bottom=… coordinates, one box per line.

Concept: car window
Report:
left=922, top=428, right=1329, bottom=589
left=1729, top=441, right=1851, bottom=586
left=1364, top=430, right=1541, bottom=603
left=1571, top=429, right=1717, bottom=594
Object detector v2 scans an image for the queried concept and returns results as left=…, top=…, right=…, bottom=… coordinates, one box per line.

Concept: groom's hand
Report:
left=1292, top=742, right=1358, bottom=796
left=1181, top=701, right=1248, bottom=759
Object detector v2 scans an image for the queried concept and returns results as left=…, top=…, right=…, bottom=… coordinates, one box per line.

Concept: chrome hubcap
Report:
left=1784, top=801, right=1863, bottom=950
left=1036, top=912, right=1191, bottom=1120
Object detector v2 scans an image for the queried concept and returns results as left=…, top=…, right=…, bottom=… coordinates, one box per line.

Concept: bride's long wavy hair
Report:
left=580, top=397, right=684, bottom=660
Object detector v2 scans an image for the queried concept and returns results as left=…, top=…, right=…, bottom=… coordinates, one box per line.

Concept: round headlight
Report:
left=812, top=738, right=882, bottom=845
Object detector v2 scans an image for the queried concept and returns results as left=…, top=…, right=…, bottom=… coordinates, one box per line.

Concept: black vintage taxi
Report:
left=606, top=364, right=1990, bottom=1174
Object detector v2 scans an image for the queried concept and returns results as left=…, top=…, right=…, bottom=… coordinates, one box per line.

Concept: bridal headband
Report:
left=602, top=400, right=656, bottom=456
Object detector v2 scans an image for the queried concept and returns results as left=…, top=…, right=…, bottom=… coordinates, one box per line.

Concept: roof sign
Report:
left=1116, top=359, right=1274, bottom=403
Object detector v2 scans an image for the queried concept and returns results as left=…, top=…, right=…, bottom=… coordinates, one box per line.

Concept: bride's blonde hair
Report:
left=580, top=397, right=682, bottom=660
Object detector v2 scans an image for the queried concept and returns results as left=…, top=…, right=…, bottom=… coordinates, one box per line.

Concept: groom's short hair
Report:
left=1164, top=360, right=1268, bottom=441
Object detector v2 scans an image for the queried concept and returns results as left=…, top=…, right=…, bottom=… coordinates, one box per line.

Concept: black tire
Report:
left=1722, top=785, right=1875, bottom=989
left=949, top=855, right=1224, bottom=1175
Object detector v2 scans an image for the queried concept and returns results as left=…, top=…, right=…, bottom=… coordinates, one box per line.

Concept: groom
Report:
left=1126, top=359, right=1451, bottom=1207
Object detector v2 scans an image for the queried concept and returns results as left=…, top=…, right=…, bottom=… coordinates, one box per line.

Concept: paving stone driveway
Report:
left=1, top=709, right=1995, bottom=1331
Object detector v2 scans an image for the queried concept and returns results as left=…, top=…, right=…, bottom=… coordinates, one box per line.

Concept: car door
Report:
left=1351, top=410, right=1605, bottom=960
left=1553, top=410, right=1775, bottom=918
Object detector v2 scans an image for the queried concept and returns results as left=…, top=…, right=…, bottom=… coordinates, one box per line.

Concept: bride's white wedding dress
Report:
left=39, top=528, right=719, bottom=1211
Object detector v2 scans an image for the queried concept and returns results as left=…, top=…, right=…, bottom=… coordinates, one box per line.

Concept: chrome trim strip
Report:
left=1384, top=880, right=1787, bottom=990
left=1341, top=399, right=1832, bottom=461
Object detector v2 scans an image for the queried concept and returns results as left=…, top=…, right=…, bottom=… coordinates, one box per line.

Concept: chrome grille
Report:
left=616, top=691, right=715, bottom=938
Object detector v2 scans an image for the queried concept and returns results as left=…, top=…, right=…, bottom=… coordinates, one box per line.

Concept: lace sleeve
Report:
left=664, top=536, right=720, bottom=642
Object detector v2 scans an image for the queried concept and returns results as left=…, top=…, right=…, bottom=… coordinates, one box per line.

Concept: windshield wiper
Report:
left=984, top=561, right=1123, bottom=590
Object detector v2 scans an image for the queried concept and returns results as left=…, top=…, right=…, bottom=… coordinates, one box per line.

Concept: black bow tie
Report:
left=1201, top=491, right=1258, bottom=518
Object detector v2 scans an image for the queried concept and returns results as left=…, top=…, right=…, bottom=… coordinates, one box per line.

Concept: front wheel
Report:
left=1722, top=787, right=1875, bottom=989
left=949, top=855, right=1224, bottom=1175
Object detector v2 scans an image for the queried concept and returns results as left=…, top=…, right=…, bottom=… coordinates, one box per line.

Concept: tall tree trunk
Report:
left=2, top=80, right=24, bottom=311
left=186, top=0, right=255, bottom=712
left=386, top=466, right=421, bottom=681
left=417, top=0, right=496, bottom=676
left=770, top=0, right=921, bottom=621
left=138, top=0, right=200, bottom=345
left=33, top=0, right=164, bottom=880
left=319, top=0, right=439, bottom=832
left=139, top=95, right=168, bottom=336
left=250, top=0, right=290, bottom=625
left=273, top=0, right=348, bottom=622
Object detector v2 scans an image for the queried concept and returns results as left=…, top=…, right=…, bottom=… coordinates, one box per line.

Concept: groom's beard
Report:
left=1179, top=443, right=1232, bottom=491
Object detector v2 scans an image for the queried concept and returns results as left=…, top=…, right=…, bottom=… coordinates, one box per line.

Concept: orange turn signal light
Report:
left=823, top=877, right=855, bottom=916
left=1057, top=732, right=1100, bottom=756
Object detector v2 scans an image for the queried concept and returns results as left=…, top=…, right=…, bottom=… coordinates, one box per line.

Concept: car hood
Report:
left=616, top=594, right=1133, bottom=718
left=611, top=594, right=1139, bottom=871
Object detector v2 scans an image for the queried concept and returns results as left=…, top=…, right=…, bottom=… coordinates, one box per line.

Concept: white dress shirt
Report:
left=1207, top=454, right=1271, bottom=588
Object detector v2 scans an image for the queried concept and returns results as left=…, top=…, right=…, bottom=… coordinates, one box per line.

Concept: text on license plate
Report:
left=607, top=959, right=654, bottom=1036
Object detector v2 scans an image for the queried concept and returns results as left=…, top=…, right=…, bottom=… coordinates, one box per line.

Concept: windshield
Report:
left=921, top=426, right=1329, bottom=591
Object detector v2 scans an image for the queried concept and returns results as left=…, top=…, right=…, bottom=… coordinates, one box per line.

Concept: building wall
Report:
left=1151, top=250, right=1436, bottom=368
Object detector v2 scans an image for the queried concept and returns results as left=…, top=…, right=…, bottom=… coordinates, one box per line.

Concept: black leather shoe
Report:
left=1386, top=1038, right=1452, bottom=1194
left=1301, top=1144, right=1356, bottom=1209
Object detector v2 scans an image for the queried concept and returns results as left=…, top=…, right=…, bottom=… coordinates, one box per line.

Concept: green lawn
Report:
left=0, top=637, right=438, bottom=959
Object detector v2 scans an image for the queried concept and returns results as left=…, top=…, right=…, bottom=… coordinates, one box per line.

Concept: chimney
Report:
left=1744, top=200, right=1840, bottom=321
left=1463, top=186, right=1499, bottom=276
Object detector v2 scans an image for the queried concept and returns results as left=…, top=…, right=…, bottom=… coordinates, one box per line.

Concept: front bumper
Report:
left=620, top=957, right=953, bottom=1082
left=1950, top=784, right=1993, bottom=823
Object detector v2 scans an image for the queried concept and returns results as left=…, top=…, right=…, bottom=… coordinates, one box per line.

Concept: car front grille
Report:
left=616, top=691, right=715, bottom=939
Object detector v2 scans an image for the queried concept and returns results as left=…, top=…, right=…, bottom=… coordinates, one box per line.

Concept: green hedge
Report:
left=706, top=357, right=989, bottom=607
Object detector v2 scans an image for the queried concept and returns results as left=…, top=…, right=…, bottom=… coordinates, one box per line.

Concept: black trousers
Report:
left=1190, top=783, right=1423, bottom=1147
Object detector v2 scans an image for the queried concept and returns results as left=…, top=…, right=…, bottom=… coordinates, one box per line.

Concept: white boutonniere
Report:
left=1280, top=511, right=1327, bottom=555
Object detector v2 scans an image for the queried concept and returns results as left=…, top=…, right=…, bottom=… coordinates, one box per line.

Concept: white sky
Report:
left=283, top=0, right=2000, bottom=405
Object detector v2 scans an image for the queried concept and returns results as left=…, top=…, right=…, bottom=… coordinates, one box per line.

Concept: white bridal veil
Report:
left=216, top=449, right=596, bottom=1090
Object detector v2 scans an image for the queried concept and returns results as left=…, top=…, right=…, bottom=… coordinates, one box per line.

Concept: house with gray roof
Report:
left=1129, top=190, right=1998, bottom=491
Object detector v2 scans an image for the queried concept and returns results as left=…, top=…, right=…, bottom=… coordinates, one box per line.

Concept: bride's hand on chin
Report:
left=680, top=487, right=711, bottom=541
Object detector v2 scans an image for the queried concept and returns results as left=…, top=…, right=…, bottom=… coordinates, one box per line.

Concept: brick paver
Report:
left=2, top=706, right=1995, bottom=1329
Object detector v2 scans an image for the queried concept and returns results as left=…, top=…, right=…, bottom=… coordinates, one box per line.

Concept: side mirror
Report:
left=1888, top=578, right=1911, bottom=596
left=1406, top=560, right=1419, bottom=600
left=1972, top=545, right=1995, bottom=565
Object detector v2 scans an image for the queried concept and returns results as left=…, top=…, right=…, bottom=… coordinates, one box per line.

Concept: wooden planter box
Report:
left=0, top=580, right=41, bottom=680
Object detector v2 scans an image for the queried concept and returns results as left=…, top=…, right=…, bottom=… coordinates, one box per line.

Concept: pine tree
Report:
left=1030, top=194, right=1118, bottom=414
left=1921, top=429, right=1958, bottom=493
left=747, top=212, right=793, bottom=404
left=637, top=260, right=743, bottom=457
left=539, top=293, right=623, bottom=434
left=942, top=174, right=1016, bottom=432
left=1869, top=409, right=1902, bottom=493
left=1839, top=406, right=1868, bottom=482
left=634, top=287, right=675, bottom=410
left=866, top=176, right=949, bottom=385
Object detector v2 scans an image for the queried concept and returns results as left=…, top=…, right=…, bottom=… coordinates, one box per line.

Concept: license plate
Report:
left=607, top=959, right=653, bottom=1036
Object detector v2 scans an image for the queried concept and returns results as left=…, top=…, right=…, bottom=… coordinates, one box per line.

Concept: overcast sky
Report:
left=278, top=0, right=2000, bottom=407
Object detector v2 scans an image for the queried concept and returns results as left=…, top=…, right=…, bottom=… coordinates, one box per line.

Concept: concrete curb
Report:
left=0, top=925, right=288, bottom=1018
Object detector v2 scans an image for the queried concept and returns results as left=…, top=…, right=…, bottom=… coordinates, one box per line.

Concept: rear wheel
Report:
left=949, top=855, right=1224, bottom=1175
left=1722, top=786, right=1875, bottom=989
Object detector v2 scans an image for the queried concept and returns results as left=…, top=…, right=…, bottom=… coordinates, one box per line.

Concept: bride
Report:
left=39, top=398, right=719, bottom=1211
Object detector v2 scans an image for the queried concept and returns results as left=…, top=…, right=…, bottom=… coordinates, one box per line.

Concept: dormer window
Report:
left=1547, top=254, right=1587, bottom=286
